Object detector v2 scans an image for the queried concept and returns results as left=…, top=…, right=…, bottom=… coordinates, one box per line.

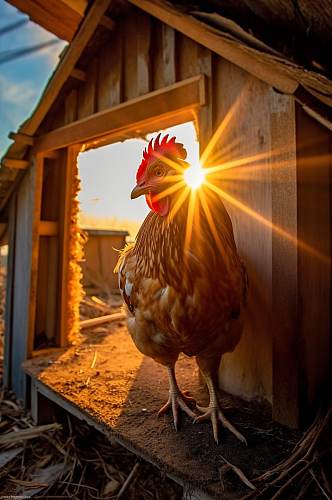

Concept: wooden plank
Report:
left=153, top=21, right=175, bottom=90
left=128, top=0, right=298, bottom=94
left=212, top=57, right=273, bottom=405
left=10, top=155, right=44, bottom=400
left=0, top=223, right=7, bottom=244
left=177, top=33, right=199, bottom=80
left=295, top=106, right=331, bottom=423
left=137, top=11, right=151, bottom=95
left=270, top=91, right=298, bottom=427
left=100, top=15, right=115, bottom=30
left=3, top=195, right=17, bottom=388
left=123, top=15, right=138, bottom=101
left=1, top=159, right=30, bottom=170
left=33, top=75, right=205, bottom=152
left=42, top=151, right=60, bottom=160
left=7, top=0, right=83, bottom=41
left=197, top=46, right=213, bottom=151
left=65, top=89, right=78, bottom=124
left=8, top=132, right=34, bottom=146
left=70, top=68, right=87, bottom=81
left=78, top=58, right=97, bottom=119
left=45, top=237, right=58, bottom=342
left=58, top=147, right=78, bottom=347
left=80, top=312, right=126, bottom=329
left=17, top=0, right=113, bottom=136
left=97, top=30, right=122, bottom=111
left=39, top=221, right=59, bottom=236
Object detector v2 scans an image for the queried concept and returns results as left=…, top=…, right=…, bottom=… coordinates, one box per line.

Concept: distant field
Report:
left=79, top=212, right=142, bottom=238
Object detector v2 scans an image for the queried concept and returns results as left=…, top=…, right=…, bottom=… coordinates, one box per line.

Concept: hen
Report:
left=116, top=134, right=247, bottom=444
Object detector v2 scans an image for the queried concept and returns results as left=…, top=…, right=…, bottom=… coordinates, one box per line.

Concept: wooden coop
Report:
left=1, top=0, right=331, bottom=496
left=81, top=228, right=128, bottom=293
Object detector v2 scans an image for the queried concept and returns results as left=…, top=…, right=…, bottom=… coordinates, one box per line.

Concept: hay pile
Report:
left=0, top=388, right=183, bottom=499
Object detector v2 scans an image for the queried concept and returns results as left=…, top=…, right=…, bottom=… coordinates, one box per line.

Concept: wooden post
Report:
left=58, top=146, right=79, bottom=347
left=3, top=195, right=17, bottom=388
left=9, top=155, right=44, bottom=400
left=270, top=91, right=299, bottom=427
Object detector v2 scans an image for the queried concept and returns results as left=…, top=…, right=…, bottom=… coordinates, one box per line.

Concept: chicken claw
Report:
left=194, top=404, right=247, bottom=445
left=158, top=366, right=196, bottom=430
left=194, top=371, right=247, bottom=445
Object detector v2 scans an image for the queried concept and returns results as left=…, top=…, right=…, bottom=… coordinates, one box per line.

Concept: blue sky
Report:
left=0, top=1, right=199, bottom=229
left=0, top=0, right=66, bottom=156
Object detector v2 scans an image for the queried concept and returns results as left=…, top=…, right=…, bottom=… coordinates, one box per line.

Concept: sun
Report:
left=184, top=162, right=206, bottom=190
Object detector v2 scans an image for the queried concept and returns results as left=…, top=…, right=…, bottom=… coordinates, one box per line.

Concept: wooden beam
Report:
left=1, top=159, right=30, bottom=170
left=8, top=132, right=34, bottom=146
left=17, top=0, right=113, bottom=137
left=39, top=221, right=59, bottom=236
left=33, top=75, right=205, bottom=152
left=80, top=312, right=126, bottom=330
left=42, top=150, right=60, bottom=160
left=0, top=223, right=7, bottom=245
left=100, top=15, right=115, bottom=30
left=71, top=68, right=87, bottom=81
left=129, top=0, right=298, bottom=94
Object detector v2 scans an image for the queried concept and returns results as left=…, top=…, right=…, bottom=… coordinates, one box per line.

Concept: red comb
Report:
left=136, top=134, right=187, bottom=183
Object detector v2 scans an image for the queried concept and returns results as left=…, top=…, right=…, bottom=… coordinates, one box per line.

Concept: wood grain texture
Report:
left=153, top=21, right=175, bottom=90
left=270, top=91, right=298, bottom=427
left=129, top=0, right=297, bottom=93
left=10, top=155, right=43, bottom=400
left=1, top=159, right=30, bottom=170
left=137, top=11, right=151, bottom=96
left=3, top=196, right=17, bottom=387
left=296, top=106, right=331, bottom=424
left=33, top=75, right=205, bottom=152
left=213, top=57, right=273, bottom=404
left=78, top=59, right=97, bottom=119
left=64, top=89, right=78, bottom=124
left=123, top=15, right=138, bottom=101
left=97, top=25, right=123, bottom=110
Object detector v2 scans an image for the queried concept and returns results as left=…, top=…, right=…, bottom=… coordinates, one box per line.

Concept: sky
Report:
left=78, top=122, right=199, bottom=225
left=0, top=0, right=67, bottom=156
left=0, top=1, right=199, bottom=231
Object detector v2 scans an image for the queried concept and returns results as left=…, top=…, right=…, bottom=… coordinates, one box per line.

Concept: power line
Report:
left=0, top=19, right=29, bottom=36
left=0, top=39, right=61, bottom=64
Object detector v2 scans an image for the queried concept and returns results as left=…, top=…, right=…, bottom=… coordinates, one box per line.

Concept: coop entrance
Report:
left=76, top=121, right=199, bottom=324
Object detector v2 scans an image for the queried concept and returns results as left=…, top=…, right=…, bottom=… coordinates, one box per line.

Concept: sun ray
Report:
left=168, top=185, right=190, bottom=220
left=204, top=180, right=330, bottom=265
left=184, top=189, right=197, bottom=254
left=198, top=188, right=225, bottom=257
left=200, top=85, right=248, bottom=166
left=153, top=179, right=186, bottom=201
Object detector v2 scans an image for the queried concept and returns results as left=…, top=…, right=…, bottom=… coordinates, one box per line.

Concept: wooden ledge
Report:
left=1, top=159, right=30, bottom=170
left=33, top=75, right=205, bottom=153
left=22, top=324, right=301, bottom=499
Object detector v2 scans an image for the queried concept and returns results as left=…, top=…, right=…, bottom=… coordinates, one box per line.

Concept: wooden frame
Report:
left=33, top=75, right=205, bottom=153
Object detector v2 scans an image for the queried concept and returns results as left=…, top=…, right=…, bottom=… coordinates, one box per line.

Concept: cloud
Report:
left=0, top=74, right=37, bottom=106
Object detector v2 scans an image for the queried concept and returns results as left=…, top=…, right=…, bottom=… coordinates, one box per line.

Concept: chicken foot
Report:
left=158, top=366, right=197, bottom=430
left=194, top=374, right=247, bottom=445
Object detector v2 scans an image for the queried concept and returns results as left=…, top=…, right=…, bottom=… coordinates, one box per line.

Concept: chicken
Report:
left=115, top=134, right=248, bottom=444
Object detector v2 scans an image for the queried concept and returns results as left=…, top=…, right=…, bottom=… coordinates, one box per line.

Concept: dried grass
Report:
left=0, top=386, right=183, bottom=499
left=67, top=160, right=85, bottom=345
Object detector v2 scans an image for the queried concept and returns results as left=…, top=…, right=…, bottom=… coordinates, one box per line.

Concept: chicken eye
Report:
left=154, top=166, right=165, bottom=177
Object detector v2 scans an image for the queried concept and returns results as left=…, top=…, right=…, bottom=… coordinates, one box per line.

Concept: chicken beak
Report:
left=131, top=183, right=149, bottom=199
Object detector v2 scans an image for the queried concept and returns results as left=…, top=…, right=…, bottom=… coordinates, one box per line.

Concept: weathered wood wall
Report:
left=81, top=230, right=128, bottom=292
left=4, top=5, right=331, bottom=424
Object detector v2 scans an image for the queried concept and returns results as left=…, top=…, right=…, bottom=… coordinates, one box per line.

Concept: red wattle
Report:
left=146, top=194, right=169, bottom=216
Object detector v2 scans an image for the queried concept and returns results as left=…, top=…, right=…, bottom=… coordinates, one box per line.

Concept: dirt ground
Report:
left=24, top=317, right=310, bottom=499
left=1, top=291, right=330, bottom=498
